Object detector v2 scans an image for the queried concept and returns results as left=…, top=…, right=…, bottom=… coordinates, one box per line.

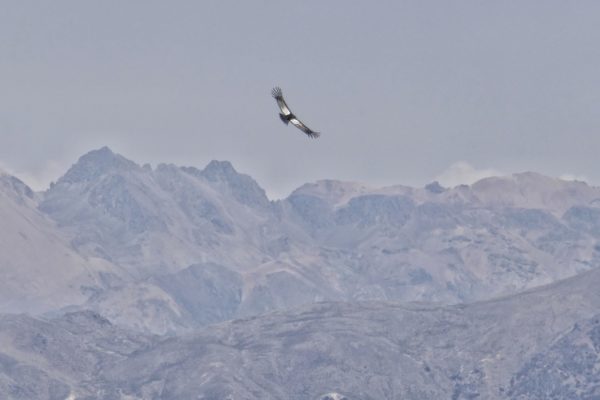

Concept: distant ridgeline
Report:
left=2, top=147, right=600, bottom=334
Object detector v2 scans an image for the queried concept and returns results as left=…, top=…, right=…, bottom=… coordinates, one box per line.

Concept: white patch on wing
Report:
left=279, top=103, right=291, bottom=114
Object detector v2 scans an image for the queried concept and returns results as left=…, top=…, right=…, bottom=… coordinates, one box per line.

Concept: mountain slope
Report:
left=95, top=266, right=600, bottom=399
left=0, top=172, right=118, bottom=314
left=0, top=311, right=156, bottom=400
left=2, top=266, right=600, bottom=399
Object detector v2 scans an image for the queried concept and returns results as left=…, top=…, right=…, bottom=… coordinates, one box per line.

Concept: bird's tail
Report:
left=272, top=86, right=283, bottom=99
left=279, top=113, right=289, bottom=125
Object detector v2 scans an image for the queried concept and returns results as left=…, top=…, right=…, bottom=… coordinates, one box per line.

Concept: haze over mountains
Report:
left=2, top=147, right=600, bottom=398
left=4, top=147, right=600, bottom=332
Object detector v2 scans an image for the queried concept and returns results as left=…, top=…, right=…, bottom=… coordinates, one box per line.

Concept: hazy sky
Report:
left=1, top=1, right=599, bottom=198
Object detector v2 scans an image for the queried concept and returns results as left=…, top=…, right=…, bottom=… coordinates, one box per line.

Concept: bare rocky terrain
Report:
left=2, top=147, right=600, bottom=398
left=2, top=266, right=600, bottom=399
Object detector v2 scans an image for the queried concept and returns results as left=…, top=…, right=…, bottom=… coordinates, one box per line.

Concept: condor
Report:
left=272, top=87, right=320, bottom=139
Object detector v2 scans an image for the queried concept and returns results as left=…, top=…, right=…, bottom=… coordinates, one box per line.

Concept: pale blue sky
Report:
left=1, top=1, right=599, bottom=197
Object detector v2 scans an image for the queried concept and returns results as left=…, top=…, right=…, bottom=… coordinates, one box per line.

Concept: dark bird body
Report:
left=272, top=87, right=320, bottom=138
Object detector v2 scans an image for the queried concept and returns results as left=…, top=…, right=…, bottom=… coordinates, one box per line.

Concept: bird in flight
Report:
left=272, top=87, right=320, bottom=138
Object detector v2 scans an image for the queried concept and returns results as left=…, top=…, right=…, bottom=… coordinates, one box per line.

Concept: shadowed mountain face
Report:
left=2, top=147, right=600, bottom=332
left=2, top=266, right=600, bottom=399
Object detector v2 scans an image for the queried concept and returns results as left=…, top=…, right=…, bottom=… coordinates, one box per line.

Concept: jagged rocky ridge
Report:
left=2, top=147, right=600, bottom=333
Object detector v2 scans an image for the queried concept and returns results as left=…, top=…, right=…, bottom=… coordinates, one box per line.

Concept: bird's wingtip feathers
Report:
left=271, top=86, right=283, bottom=98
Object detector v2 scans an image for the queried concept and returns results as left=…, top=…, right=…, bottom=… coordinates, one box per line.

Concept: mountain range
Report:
left=4, top=147, right=600, bottom=333
left=2, top=147, right=600, bottom=398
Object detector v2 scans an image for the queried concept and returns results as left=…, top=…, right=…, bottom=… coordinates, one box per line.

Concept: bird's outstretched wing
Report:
left=271, top=87, right=292, bottom=116
left=289, top=117, right=320, bottom=138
